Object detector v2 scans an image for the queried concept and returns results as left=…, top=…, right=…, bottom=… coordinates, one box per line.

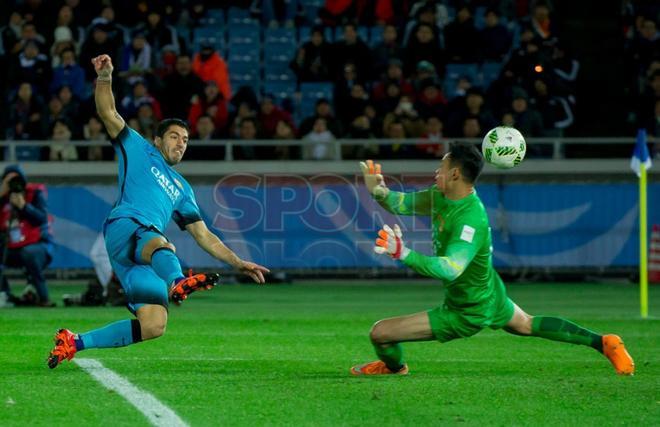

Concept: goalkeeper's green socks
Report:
left=531, top=316, right=603, bottom=352
left=374, top=343, right=405, bottom=372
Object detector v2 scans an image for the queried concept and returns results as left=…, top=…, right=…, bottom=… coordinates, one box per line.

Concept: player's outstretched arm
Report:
left=92, top=54, right=125, bottom=139
left=185, top=220, right=270, bottom=283
left=360, top=160, right=434, bottom=216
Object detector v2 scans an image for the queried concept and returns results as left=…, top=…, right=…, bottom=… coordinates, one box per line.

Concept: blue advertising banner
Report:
left=46, top=179, right=660, bottom=269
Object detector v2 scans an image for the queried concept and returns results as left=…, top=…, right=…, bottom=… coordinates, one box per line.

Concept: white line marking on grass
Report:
left=74, top=358, right=188, bottom=427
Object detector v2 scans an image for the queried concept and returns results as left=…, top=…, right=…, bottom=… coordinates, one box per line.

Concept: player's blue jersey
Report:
left=107, top=126, right=201, bottom=232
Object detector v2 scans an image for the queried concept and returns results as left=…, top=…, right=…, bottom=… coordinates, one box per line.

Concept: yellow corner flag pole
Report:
left=640, top=164, right=648, bottom=319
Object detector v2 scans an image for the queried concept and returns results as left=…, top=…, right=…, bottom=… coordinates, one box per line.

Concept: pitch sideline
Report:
left=74, top=358, right=188, bottom=427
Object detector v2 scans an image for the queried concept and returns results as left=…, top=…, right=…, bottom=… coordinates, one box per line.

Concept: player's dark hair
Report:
left=156, top=118, right=189, bottom=139
left=448, top=142, right=484, bottom=184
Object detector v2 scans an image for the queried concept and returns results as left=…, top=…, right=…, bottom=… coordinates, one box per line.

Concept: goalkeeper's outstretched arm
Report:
left=92, top=54, right=125, bottom=139
left=360, top=160, right=434, bottom=216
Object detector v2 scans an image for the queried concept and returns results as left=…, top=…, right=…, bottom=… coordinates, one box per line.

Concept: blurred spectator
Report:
left=521, top=1, right=558, bottom=48
left=120, top=80, right=162, bottom=121
left=46, top=96, right=66, bottom=129
left=258, top=95, right=295, bottom=139
left=50, top=48, right=86, bottom=99
left=628, top=17, right=659, bottom=79
left=331, top=23, right=373, bottom=80
left=118, top=31, right=153, bottom=86
left=1, top=12, right=24, bottom=56
left=273, top=119, right=297, bottom=159
left=160, top=54, right=205, bottom=119
left=447, top=88, right=495, bottom=137
left=461, top=116, right=482, bottom=138
left=256, top=0, right=298, bottom=28
left=637, top=70, right=660, bottom=134
left=135, top=9, right=180, bottom=59
left=479, top=9, right=512, bottom=62
left=417, top=115, right=445, bottom=158
left=414, top=78, right=447, bottom=120
left=133, top=103, right=157, bottom=140
left=372, top=58, right=415, bottom=101
left=444, top=5, right=480, bottom=63
left=404, top=23, right=444, bottom=76
left=372, top=24, right=404, bottom=75
left=50, top=27, right=77, bottom=67
left=88, top=7, right=128, bottom=48
left=385, top=95, right=425, bottom=137
left=188, top=80, right=229, bottom=134
left=377, top=81, right=404, bottom=115
left=381, top=118, right=411, bottom=158
left=8, top=82, right=48, bottom=140
left=191, top=114, right=225, bottom=160
left=403, top=2, right=445, bottom=48
left=510, top=87, right=544, bottom=137
left=529, top=77, right=574, bottom=137
left=230, top=101, right=258, bottom=138
left=54, top=5, right=84, bottom=47
left=407, top=1, right=449, bottom=32
left=235, top=117, right=259, bottom=160
left=57, top=85, right=81, bottom=128
left=334, top=62, right=364, bottom=107
left=11, top=22, right=46, bottom=55
left=80, top=22, right=121, bottom=80
left=83, top=115, right=108, bottom=161
left=49, top=118, right=78, bottom=161
left=8, top=40, right=51, bottom=97
left=290, top=25, right=333, bottom=82
left=302, top=117, right=337, bottom=160
left=319, top=0, right=394, bottom=26
left=337, top=82, right=370, bottom=129
left=192, top=42, right=231, bottom=101
left=298, top=98, right=343, bottom=137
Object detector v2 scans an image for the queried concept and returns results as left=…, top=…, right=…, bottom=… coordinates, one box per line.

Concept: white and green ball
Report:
left=481, top=126, right=526, bottom=169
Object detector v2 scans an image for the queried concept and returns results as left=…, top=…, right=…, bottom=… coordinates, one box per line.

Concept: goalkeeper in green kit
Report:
left=350, top=142, right=635, bottom=376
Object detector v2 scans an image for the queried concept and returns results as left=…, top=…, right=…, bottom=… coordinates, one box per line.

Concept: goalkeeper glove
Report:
left=359, top=159, right=389, bottom=199
left=374, top=224, right=410, bottom=260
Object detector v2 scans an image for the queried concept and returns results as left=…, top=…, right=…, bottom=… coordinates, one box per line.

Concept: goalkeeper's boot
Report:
left=350, top=360, right=409, bottom=376
left=169, top=271, right=219, bottom=303
left=47, top=329, right=77, bottom=369
left=602, top=334, right=635, bottom=375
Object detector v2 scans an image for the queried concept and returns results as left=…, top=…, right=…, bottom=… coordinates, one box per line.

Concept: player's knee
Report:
left=369, top=320, right=390, bottom=344
left=141, top=321, right=167, bottom=340
left=517, top=314, right=533, bottom=335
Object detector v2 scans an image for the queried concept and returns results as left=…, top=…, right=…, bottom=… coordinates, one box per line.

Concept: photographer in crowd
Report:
left=0, top=165, right=54, bottom=307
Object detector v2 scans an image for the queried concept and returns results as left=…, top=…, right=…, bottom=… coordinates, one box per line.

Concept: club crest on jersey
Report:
left=436, top=214, right=445, bottom=232
left=151, top=166, right=181, bottom=202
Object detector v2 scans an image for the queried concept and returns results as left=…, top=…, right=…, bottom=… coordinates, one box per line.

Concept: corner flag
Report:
left=631, top=129, right=652, bottom=177
left=632, top=129, right=652, bottom=318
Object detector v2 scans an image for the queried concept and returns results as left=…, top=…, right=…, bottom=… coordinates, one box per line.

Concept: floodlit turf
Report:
left=1, top=281, right=658, bottom=426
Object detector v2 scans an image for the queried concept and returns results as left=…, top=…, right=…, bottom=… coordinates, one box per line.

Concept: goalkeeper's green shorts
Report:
left=427, top=297, right=515, bottom=343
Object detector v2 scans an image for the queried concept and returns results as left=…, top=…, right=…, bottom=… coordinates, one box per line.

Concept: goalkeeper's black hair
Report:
left=156, top=118, right=189, bottom=139
left=448, top=142, right=484, bottom=184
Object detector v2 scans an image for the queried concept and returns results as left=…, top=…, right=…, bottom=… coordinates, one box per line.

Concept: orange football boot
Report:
left=169, top=271, right=219, bottom=303
left=350, top=360, right=409, bottom=376
left=602, top=334, right=635, bottom=375
left=47, top=329, right=77, bottom=369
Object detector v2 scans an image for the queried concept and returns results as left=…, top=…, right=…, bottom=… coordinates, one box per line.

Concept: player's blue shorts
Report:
left=103, top=217, right=170, bottom=314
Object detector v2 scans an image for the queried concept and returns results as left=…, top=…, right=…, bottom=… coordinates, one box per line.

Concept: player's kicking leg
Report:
left=47, top=302, right=166, bottom=368
left=351, top=311, right=435, bottom=376
left=504, top=302, right=635, bottom=375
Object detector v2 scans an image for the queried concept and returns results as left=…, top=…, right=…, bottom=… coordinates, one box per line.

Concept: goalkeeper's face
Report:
left=434, top=153, right=460, bottom=193
left=156, top=125, right=189, bottom=165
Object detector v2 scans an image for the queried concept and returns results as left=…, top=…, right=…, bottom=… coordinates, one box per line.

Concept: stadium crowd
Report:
left=0, top=0, right=584, bottom=160
left=623, top=0, right=660, bottom=155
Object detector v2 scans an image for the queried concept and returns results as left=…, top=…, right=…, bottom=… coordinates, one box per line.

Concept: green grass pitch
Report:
left=1, top=281, right=658, bottom=426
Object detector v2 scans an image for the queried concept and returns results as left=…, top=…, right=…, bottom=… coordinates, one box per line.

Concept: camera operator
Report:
left=0, top=165, right=54, bottom=307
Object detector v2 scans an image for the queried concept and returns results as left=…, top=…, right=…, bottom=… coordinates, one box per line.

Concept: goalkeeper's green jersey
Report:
left=378, top=186, right=507, bottom=323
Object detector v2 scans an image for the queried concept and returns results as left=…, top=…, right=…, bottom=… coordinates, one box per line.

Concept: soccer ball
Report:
left=481, top=126, right=526, bottom=169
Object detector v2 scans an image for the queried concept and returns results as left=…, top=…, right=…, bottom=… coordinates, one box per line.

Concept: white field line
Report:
left=74, top=358, right=188, bottom=427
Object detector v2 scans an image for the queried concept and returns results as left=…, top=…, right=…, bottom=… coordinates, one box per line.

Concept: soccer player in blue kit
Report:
left=48, top=54, right=270, bottom=368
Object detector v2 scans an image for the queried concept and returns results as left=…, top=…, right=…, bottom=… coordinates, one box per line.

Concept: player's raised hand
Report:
left=237, top=260, right=270, bottom=284
left=374, top=224, right=410, bottom=260
left=360, top=160, right=389, bottom=198
left=91, top=54, right=114, bottom=79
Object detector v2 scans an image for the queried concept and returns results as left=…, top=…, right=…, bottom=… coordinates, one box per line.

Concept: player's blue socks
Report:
left=151, top=247, right=184, bottom=285
left=375, top=343, right=405, bottom=372
left=76, top=319, right=142, bottom=350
